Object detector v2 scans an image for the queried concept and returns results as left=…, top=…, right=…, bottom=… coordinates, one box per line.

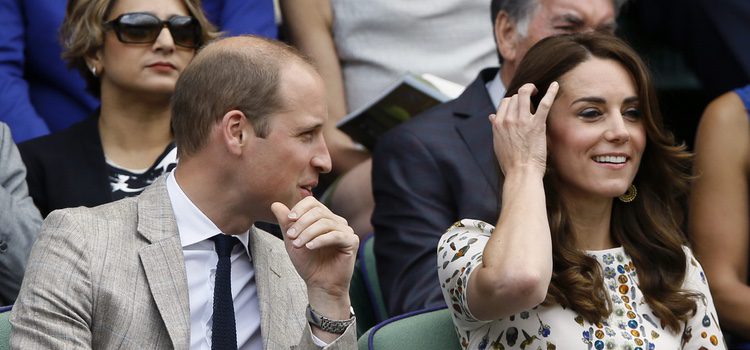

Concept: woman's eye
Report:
left=578, top=108, right=601, bottom=119
left=623, top=108, right=642, bottom=120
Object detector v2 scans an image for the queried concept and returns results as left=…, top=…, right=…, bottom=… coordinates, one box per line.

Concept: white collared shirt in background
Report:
left=485, top=71, right=506, bottom=109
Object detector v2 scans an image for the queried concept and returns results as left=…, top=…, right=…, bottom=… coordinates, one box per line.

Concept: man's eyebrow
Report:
left=597, top=21, right=617, bottom=32
left=296, top=122, right=324, bottom=133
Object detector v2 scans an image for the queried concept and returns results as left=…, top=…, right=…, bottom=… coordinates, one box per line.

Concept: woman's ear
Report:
left=85, top=50, right=103, bottom=77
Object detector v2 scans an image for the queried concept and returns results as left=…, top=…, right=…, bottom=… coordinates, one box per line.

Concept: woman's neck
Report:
left=560, top=192, right=617, bottom=251
left=98, top=89, right=173, bottom=170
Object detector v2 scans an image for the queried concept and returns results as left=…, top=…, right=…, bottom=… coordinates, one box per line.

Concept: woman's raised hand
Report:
left=490, top=82, right=559, bottom=177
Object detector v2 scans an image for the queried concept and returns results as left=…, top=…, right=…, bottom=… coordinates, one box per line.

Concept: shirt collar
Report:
left=166, top=171, right=250, bottom=254
left=485, top=71, right=506, bottom=109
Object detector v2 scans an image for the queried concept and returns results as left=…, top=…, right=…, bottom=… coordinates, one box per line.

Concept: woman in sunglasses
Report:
left=18, top=0, right=218, bottom=217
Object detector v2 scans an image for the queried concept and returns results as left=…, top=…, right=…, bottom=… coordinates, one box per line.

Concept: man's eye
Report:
left=300, top=131, right=315, bottom=141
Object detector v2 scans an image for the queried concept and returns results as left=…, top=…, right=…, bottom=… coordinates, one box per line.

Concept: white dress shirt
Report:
left=166, top=172, right=262, bottom=350
left=485, top=71, right=506, bottom=109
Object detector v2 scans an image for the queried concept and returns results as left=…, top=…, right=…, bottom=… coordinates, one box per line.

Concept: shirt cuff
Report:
left=310, top=332, right=329, bottom=347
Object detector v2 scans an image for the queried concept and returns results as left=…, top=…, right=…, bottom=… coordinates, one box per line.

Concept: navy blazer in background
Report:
left=372, top=68, right=503, bottom=316
left=18, top=116, right=111, bottom=217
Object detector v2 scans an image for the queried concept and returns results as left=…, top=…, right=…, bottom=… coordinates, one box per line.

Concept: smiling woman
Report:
left=437, top=33, right=726, bottom=349
left=18, top=0, right=218, bottom=217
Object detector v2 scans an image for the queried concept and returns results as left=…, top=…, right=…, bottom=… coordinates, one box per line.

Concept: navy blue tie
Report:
left=210, top=234, right=240, bottom=350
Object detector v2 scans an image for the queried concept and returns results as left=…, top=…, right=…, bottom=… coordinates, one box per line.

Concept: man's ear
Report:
left=495, top=11, right=520, bottom=64
left=220, top=110, right=250, bottom=156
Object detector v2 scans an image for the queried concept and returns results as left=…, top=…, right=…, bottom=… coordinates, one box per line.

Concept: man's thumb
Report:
left=270, top=202, right=292, bottom=229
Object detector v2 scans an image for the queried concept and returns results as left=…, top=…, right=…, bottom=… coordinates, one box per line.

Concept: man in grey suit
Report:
left=0, top=122, right=42, bottom=305
left=11, top=36, right=358, bottom=349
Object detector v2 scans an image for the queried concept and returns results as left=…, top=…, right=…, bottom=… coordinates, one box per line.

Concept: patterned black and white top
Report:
left=106, top=143, right=177, bottom=201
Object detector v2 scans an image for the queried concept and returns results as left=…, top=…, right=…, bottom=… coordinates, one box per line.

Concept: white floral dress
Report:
left=437, top=219, right=726, bottom=350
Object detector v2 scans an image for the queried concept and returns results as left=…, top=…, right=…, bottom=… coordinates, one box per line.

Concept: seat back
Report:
left=349, top=234, right=389, bottom=336
left=359, top=235, right=387, bottom=322
left=350, top=253, right=377, bottom=337
left=0, top=305, right=12, bottom=350
left=357, top=306, right=461, bottom=350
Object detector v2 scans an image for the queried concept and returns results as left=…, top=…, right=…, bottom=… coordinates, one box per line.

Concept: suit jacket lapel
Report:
left=455, top=68, right=502, bottom=195
left=251, top=227, right=307, bottom=349
left=137, top=178, right=191, bottom=349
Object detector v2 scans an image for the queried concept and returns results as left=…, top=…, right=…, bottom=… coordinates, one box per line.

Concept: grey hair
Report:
left=490, top=0, right=630, bottom=64
left=491, top=0, right=540, bottom=39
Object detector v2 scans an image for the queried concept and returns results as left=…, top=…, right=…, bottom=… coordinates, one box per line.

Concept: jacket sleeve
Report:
left=0, top=0, right=51, bottom=142
left=10, top=209, right=93, bottom=349
left=0, top=124, right=42, bottom=304
left=294, top=322, right=357, bottom=350
left=371, top=126, right=454, bottom=315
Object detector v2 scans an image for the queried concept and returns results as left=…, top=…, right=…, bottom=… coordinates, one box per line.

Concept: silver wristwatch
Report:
left=305, top=304, right=355, bottom=334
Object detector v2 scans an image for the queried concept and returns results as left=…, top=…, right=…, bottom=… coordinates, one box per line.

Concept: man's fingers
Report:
left=285, top=199, right=349, bottom=241
left=292, top=217, right=349, bottom=247
left=271, top=202, right=292, bottom=230
left=287, top=196, right=331, bottom=221
left=287, top=209, right=339, bottom=247
left=303, top=229, right=359, bottom=251
left=534, top=81, right=559, bottom=121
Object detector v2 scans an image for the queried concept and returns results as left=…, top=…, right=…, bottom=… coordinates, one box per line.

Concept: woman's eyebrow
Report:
left=570, top=96, right=605, bottom=106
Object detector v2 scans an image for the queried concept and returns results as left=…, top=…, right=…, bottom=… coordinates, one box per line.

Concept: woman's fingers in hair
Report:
left=533, top=81, right=559, bottom=122
left=517, top=83, right=538, bottom=119
left=507, top=94, right=519, bottom=121
left=492, top=95, right=512, bottom=123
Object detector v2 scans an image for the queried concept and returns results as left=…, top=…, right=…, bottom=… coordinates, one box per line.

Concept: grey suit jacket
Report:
left=10, top=177, right=356, bottom=349
left=0, top=123, right=42, bottom=305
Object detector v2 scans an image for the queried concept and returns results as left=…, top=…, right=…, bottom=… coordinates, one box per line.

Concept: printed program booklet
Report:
left=336, top=73, right=464, bottom=150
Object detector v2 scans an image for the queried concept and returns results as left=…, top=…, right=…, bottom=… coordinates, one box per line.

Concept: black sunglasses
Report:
left=104, top=12, right=202, bottom=49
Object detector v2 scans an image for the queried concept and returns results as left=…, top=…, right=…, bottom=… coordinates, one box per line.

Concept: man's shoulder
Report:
left=42, top=197, right=140, bottom=238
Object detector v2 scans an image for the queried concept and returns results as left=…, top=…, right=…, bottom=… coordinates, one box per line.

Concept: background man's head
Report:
left=491, top=0, right=626, bottom=84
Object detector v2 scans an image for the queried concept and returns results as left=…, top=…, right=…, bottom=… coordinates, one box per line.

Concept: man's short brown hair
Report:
left=171, top=35, right=312, bottom=158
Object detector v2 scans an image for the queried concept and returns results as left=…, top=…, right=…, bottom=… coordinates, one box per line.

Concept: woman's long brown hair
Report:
left=504, top=33, right=697, bottom=332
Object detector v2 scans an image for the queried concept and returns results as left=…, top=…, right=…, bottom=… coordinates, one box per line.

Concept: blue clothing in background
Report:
left=0, top=0, right=276, bottom=143
left=737, top=84, right=750, bottom=111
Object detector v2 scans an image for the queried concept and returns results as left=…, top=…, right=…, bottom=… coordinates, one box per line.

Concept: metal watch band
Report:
left=305, top=304, right=355, bottom=334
